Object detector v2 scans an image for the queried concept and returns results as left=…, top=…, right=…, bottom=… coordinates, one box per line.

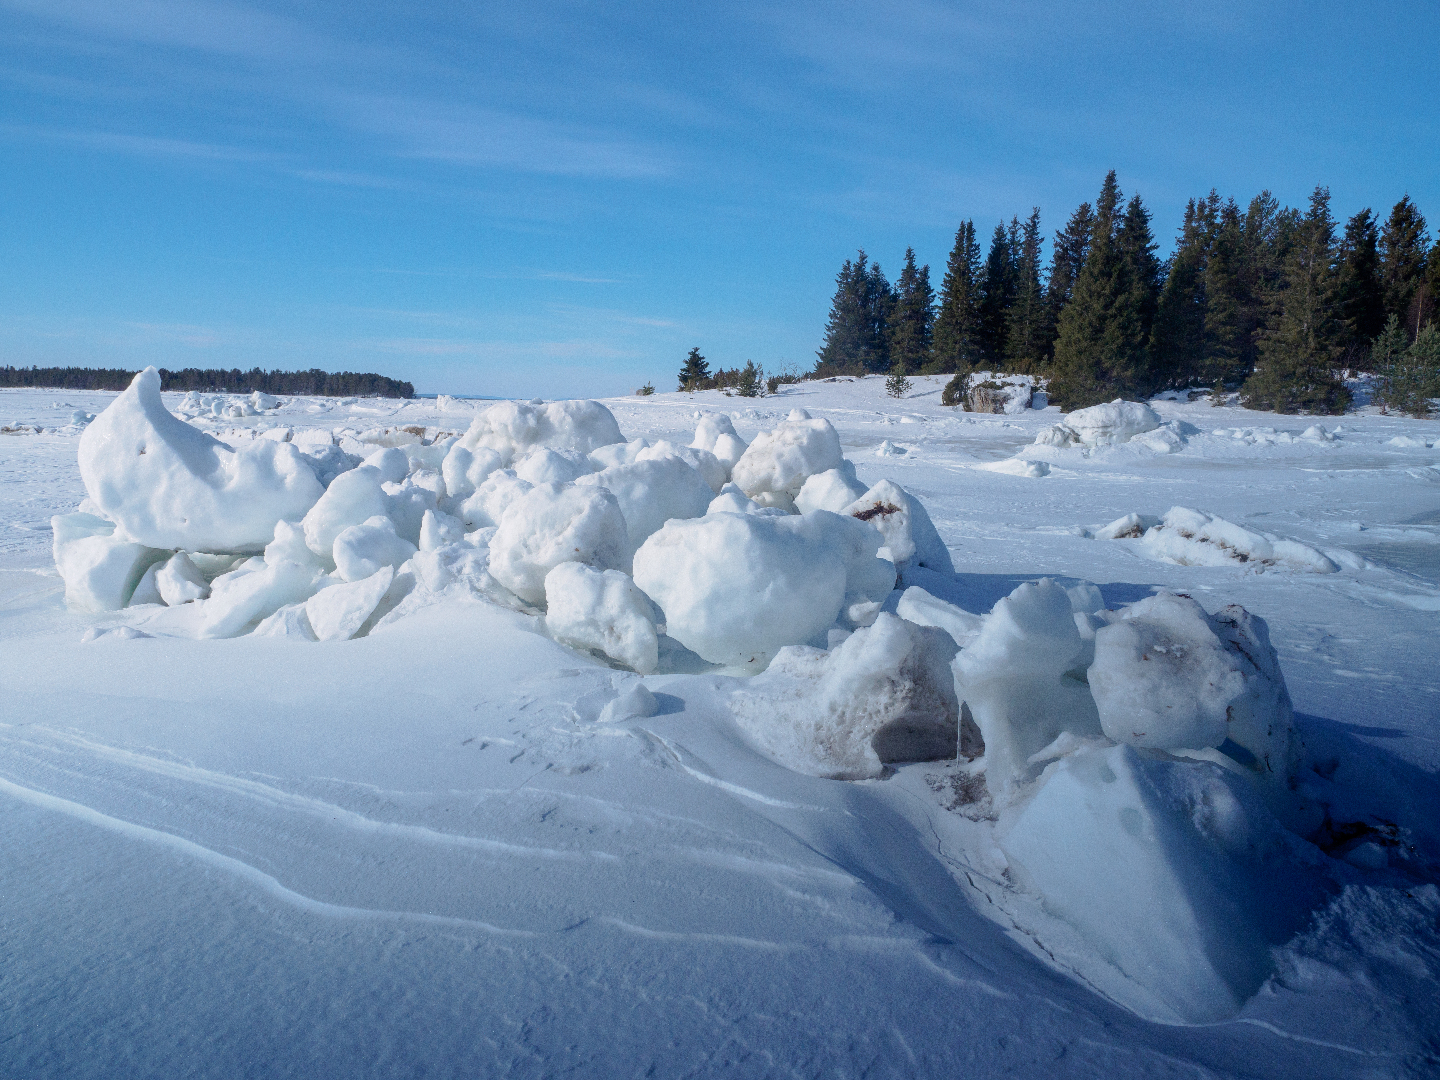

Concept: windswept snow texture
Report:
left=3, top=373, right=1440, bottom=1079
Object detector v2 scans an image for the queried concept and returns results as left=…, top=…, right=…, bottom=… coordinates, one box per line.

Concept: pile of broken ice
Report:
left=55, top=367, right=1348, bottom=1023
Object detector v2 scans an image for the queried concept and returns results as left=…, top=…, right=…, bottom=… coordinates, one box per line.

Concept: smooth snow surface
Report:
left=3, top=373, right=1439, bottom=1079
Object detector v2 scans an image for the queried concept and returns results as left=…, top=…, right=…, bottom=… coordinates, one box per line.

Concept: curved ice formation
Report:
left=78, top=368, right=324, bottom=551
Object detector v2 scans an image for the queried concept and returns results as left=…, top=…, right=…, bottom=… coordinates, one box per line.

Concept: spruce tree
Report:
left=1118, top=193, right=1163, bottom=389
left=815, top=251, right=893, bottom=375
left=678, top=347, right=711, bottom=391
left=1042, top=202, right=1094, bottom=361
left=1379, top=195, right=1431, bottom=337
left=978, top=223, right=1016, bottom=364
left=1371, top=314, right=1412, bottom=412
left=1150, top=198, right=1212, bottom=388
left=736, top=360, right=763, bottom=397
left=1201, top=200, right=1255, bottom=388
left=1336, top=208, right=1386, bottom=364
left=932, top=221, right=983, bottom=372
left=1242, top=187, right=1350, bottom=414
left=1049, top=171, right=1153, bottom=408
left=1004, top=209, right=1046, bottom=370
left=888, top=247, right=935, bottom=374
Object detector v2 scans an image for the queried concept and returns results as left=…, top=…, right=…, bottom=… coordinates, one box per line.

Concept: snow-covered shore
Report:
left=2, top=374, right=1438, bottom=1078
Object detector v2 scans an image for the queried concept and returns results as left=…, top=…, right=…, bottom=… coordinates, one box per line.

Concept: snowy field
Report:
left=2, top=373, right=1438, bottom=1079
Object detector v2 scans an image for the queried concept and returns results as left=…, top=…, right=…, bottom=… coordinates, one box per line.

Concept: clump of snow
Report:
left=51, top=511, right=166, bottom=611
left=515, top=447, right=593, bottom=485
left=731, top=417, right=843, bottom=502
left=198, top=560, right=326, bottom=638
left=894, top=585, right=983, bottom=647
left=952, top=579, right=1103, bottom=795
left=1089, top=512, right=1159, bottom=540
left=576, top=456, right=715, bottom=562
left=690, top=414, right=748, bottom=473
left=841, top=479, right=955, bottom=574
left=598, top=681, right=658, bottom=723
left=301, top=465, right=389, bottom=563
left=544, top=562, right=659, bottom=674
left=333, top=515, right=418, bottom=582
left=78, top=368, right=324, bottom=551
left=633, top=510, right=894, bottom=670
left=636, top=440, right=727, bottom=492
left=1034, top=400, right=1162, bottom=449
left=794, top=464, right=868, bottom=514
left=731, top=613, right=959, bottom=779
left=488, top=482, right=628, bottom=605
left=155, top=551, right=210, bottom=605
left=459, top=470, right=532, bottom=529
left=1132, top=507, right=1341, bottom=572
left=304, top=567, right=395, bottom=641
left=440, top=444, right=505, bottom=501
left=457, top=399, right=623, bottom=461
left=977, top=457, right=1050, bottom=477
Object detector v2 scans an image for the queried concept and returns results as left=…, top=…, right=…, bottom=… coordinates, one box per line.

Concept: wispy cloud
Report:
left=0, top=122, right=281, bottom=163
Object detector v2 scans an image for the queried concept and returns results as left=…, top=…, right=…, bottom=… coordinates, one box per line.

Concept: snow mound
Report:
left=731, top=613, right=959, bottom=779
left=1001, top=743, right=1320, bottom=1023
left=79, top=368, right=324, bottom=551
left=488, top=482, right=628, bottom=605
left=977, top=457, right=1050, bottom=477
left=1131, top=507, right=1342, bottom=572
left=841, top=479, right=955, bottom=574
left=731, top=417, right=843, bottom=501
left=457, top=399, right=623, bottom=461
left=544, top=562, right=659, bottom=674
left=1034, top=400, right=1162, bottom=449
left=633, top=510, right=895, bottom=670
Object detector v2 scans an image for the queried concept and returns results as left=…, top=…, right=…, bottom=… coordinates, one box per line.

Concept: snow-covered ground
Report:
left=2, top=374, right=1438, bottom=1078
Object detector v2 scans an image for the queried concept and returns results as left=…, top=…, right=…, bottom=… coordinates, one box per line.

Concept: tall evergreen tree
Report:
left=978, top=223, right=1016, bottom=364
left=1118, top=193, right=1163, bottom=389
left=1049, top=171, right=1153, bottom=408
left=1004, top=208, right=1046, bottom=370
left=1379, top=195, right=1431, bottom=337
left=1201, top=199, right=1256, bottom=388
left=887, top=247, right=935, bottom=374
left=1335, top=208, right=1385, bottom=361
left=1042, top=202, right=1093, bottom=361
left=815, top=251, right=893, bottom=375
left=1150, top=197, right=1212, bottom=387
left=1242, top=186, right=1350, bottom=413
left=931, top=221, right=984, bottom=372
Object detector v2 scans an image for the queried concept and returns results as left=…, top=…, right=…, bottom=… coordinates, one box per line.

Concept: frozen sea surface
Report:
left=2, top=376, right=1438, bottom=1078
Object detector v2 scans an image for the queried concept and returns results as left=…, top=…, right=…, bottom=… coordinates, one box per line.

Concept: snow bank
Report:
left=544, top=562, right=659, bottom=674
left=1000, top=743, right=1320, bottom=1023
left=731, top=613, right=959, bottom=779
left=1129, top=507, right=1341, bottom=572
left=79, top=368, right=324, bottom=551
left=457, top=399, right=623, bottom=461
left=488, top=482, right=628, bottom=605
left=1034, top=400, right=1162, bottom=449
left=633, top=510, right=895, bottom=669
left=841, top=480, right=955, bottom=574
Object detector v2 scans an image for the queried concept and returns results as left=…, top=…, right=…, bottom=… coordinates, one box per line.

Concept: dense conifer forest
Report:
left=0, top=366, right=415, bottom=398
left=814, top=172, right=1440, bottom=415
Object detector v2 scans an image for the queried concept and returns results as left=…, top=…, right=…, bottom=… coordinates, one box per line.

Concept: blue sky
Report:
left=1, top=1, right=1435, bottom=397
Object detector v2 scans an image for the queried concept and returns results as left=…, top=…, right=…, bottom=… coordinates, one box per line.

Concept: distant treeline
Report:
left=0, top=366, right=415, bottom=398
left=815, top=172, right=1440, bottom=414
